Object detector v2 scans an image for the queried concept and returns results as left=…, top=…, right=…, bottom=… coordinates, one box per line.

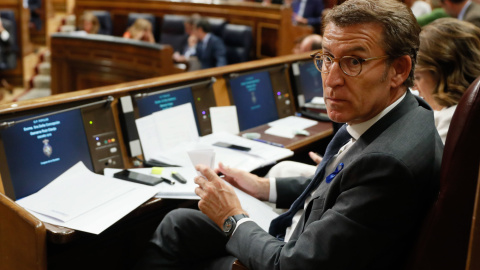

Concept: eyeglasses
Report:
left=310, top=52, right=390, bottom=77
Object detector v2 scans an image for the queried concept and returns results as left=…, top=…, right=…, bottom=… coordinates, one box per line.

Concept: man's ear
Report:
left=390, top=55, right=412, bottom=88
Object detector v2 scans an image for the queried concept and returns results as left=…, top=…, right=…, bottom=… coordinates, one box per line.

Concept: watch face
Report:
left=223, top=217, right=234, bottom=233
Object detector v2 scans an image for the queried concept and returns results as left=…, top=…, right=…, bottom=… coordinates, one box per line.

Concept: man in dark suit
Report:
left=134, top=1, right=443, bottom=269
left=0, top=17, right=16, bottom=70
left=191, top=18, right=227, bottom=69
left=441, top=0, right=480, bottom=28
left=290, top=0, right=324, bottom=33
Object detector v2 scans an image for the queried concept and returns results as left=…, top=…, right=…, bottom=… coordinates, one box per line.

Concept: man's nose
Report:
left=324, top=62, right=344, bottom=88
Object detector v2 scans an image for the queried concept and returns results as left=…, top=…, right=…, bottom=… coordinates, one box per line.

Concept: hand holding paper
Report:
left=194, top=164, right=245, bottom=228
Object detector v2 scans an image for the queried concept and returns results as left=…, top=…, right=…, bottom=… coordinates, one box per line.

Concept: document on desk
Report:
left=103, top=168, right=278, bottom=231
left=136, top=103, right=199, bottom=167
left=265, top=116, right=318, bottom=138
left=136, top=102, right=294, bottom=171
left=16, top=162, right=157, bottom=234
left=210, top=106, right=240, bottom=135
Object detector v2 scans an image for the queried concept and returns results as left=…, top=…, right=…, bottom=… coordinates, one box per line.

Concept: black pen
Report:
left=171, top=172, right=187, bottom=184
left=160, top=177, right=175, bottom=185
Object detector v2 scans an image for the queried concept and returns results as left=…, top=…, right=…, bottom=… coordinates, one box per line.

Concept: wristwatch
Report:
left=223, top=213, right=249, bottom=237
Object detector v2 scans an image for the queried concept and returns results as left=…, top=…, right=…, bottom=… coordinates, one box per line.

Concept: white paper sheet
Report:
left=16, top=162, right=157, bottom=234
left=268, top=116, right=318, bottom=130
left=210, top=106, right=240, bottom=135
left=105, top=168, right=279, bottom=232
left=136, top=103, right=199, bottom=162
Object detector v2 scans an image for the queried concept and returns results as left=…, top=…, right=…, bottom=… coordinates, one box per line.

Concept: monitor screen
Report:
left=296, top=60, right=323, bottom=104
left=136, top=87, right=196, bottom=118
left=0, top=109, right=94, bottom=200
left=229, top=70, right=279, bottom=131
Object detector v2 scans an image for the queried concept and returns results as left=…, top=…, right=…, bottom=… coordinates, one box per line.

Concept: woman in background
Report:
left=123, top=18, right=155, bottom=43
left=414, top=18, right=480, bottom=143
left=79, top=12, right=100, bottom=34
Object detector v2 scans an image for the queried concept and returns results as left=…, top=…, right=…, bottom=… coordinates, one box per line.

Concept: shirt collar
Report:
left=346, top=91, right=407, bottom=140
left=459, top=0, right=472, bottom=20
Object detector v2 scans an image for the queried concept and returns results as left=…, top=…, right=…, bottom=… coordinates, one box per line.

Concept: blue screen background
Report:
left=229, top=71, right=279, bottom=131
left=298, top=61, right=323, bottom=103
left=1, top=109, right=93, bottom=200
left=136, top=87, right=195, bottom=117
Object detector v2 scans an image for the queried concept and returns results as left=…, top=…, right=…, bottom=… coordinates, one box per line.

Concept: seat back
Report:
left=92, top=10, right=112, bottom=35
left=406, top=76, right=480, bottom=269
left=207, top=17, right=227, bottom=38
left=127, top=12, right=157, bottom=39
left=0, top=192, right=47, bottom=270
left=222, top=24, right=252, bottom=65
left=160, top=14, right=188, bottom=53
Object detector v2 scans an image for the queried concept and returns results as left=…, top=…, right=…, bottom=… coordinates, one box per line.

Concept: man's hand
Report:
left=195, top=165, right=245, bottom=228
left=216, top=162, right=270, bottom=201
left=309, top=151, right=323, bottom=164
left=294, top=15, right=308, bottom=25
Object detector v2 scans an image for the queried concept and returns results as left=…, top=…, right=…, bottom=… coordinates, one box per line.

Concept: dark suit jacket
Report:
left=227, top=91, right=443, bottom=270
left=464, top=2, right=480, bottom=29
left=196, top=33, right=227, bottom=69
left=292, top=0, right=324, bottom=27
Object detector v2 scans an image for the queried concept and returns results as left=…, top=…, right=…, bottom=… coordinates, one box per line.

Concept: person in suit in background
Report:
left=413, top=18, right=480, bottom=143
left=289, top=0, right=324, bottom=34
left=123, top=18, right=155, bottom=44
left=0, top=17, right=16, bottom=70
left=134, top=0, right=443, bottom=269
left=172, top=14, right=201, bottom=68
left=440, top=0, right=480, bottom=27
left=191, top=18, right=227, bottom=69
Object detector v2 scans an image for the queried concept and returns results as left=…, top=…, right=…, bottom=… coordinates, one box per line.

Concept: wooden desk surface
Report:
left=240, top=120, right=333, bottom=151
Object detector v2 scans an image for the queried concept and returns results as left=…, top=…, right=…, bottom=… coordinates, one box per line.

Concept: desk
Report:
left=240, top=120, right=334, bottom=152
left=43, top=120, right=332, bottom=269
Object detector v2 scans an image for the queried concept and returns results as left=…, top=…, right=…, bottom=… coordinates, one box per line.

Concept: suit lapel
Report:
left=293, top=91, right=427, bottom=237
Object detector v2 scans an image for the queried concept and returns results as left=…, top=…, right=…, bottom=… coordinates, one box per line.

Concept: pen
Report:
left=160, top=177, right=175, bottom=185
left=252, top=138, right=285, bottom=148
left=171, top=172, right=187, bottom=184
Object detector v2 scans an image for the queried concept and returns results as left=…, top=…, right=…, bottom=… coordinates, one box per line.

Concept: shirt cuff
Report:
left=232, top=217, right=253, bottom=236
left=269, top=177, right=277, bottom=203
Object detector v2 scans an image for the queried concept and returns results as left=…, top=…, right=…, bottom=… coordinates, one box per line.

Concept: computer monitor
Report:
left=228, top=65, right=299, bottom=131
left=291, top=59, right=324, bottom=107
left=0, top=99, right=123, bottom=200
left=136, top=87, right=195, bottom=118
left=228, top=70, right=279, bottom=131
left=132, top=80, right=217, bottom=137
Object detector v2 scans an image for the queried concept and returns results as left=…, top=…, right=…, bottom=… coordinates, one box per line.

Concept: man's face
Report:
left=321, top=22, right=396, bottom=125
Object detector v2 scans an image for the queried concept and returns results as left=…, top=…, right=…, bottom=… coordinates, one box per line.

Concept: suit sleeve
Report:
left=212, top=36, right=227, bottom=67
left=227, top=153, right=421, bottom=270
left=305, top=0, right=324, bottom=26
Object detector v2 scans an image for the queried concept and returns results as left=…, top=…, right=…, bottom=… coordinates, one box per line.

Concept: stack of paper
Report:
left=136, top=104, right=293, bottom=172
left=16, top=162, right=158, bottom=234
left=105, top=167, right=279, bottom=232
left=265, top=116, right=318, bottom=138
